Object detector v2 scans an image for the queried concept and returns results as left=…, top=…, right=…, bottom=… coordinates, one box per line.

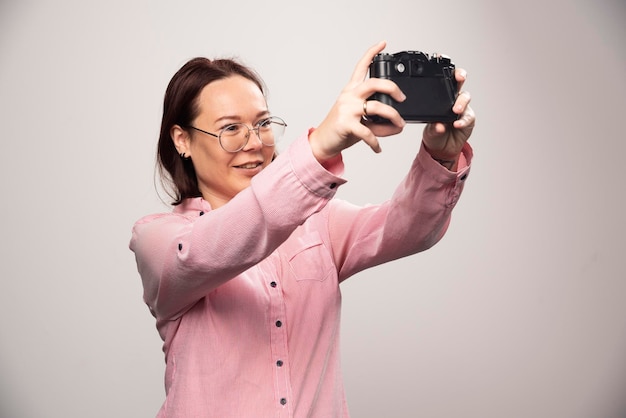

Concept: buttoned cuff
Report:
left=418, top=141, right=473, bottom=184
left=286, top=129, right=347, bottom=199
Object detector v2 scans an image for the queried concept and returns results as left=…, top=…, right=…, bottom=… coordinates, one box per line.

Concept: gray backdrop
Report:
left=1, top=0, right=625, bottom=417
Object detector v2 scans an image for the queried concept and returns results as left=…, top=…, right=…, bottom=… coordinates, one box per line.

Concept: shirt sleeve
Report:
left=328, top=141, right=473, bottom=282
left=129, top=130, right=346, bottom=321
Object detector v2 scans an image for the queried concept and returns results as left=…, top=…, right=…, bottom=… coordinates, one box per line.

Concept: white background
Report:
left=1, top=0, right=625, bottom=417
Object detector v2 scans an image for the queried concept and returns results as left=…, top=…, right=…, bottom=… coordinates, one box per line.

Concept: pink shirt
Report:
left=130, top=131, right=472, bottom=417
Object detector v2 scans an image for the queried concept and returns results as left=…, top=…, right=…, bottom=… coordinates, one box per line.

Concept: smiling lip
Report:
left=234, top=161, right=263, bottom=169
left=233, top=161, right=264, bottom=175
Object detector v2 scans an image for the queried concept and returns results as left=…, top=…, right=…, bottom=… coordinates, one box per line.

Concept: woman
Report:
left=130, top=41, right=475, bottom=417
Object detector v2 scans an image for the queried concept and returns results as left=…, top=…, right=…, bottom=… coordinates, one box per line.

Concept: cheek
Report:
left=192, top=142, right=230, bottom=166
left=264, top=147, right=277, bottom=163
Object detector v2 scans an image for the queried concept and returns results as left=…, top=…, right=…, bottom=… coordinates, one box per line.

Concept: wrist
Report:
left=431, top=156, right=458, bottom=171
left=423, top=145, right=459, bottom=171
left=308, top=128, right=339, bottom=164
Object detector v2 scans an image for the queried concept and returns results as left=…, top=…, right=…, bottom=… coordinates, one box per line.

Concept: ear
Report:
left=171, top=125, right=191, bottom=157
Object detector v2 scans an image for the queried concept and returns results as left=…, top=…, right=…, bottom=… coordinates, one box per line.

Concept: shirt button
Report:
left=329, top=182, right=337, bottom=189
left=276, top=360, right=283, bottom=367
left=460, top=173, right=468, bottom=181
left=275, top=320, right=282, bottom=327
left=280, top=398, right=287, bottom=405
left=270, top=281, right=277, bottom=288
left=199, top=211, right=205, bottom=216
left=178, top=243, right=183, bottom=251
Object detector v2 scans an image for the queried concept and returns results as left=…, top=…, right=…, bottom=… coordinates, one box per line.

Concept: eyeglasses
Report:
left=186, top=116, right=287, bottom=153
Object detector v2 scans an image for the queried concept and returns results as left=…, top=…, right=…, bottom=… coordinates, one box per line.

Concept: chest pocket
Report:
left=287, top=231, right=336, bottom=282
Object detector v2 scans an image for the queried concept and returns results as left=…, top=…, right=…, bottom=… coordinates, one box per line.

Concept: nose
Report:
left=241, top=128, right=263, bottom=151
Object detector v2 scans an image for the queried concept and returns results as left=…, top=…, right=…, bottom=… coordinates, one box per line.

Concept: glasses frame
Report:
left=186, top=116, right=287, bottom=153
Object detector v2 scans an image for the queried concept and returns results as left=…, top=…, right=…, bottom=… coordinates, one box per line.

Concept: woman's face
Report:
left=182, top=76, right=274, bottom=208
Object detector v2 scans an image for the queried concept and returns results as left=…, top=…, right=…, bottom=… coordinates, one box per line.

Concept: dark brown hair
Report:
left=156, top=57, right=266, bottom=205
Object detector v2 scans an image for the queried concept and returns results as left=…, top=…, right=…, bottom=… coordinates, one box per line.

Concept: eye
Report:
left=257, top=118, right=273, bottom=130
left=222, top=123, right=243, bottom=134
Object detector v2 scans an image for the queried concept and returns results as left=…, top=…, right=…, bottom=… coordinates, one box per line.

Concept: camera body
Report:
left=368, top=51, right=458, bottom=123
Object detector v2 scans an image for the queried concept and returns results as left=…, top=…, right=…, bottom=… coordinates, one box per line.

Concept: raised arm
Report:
left=130, top=134, right=345, bottom=320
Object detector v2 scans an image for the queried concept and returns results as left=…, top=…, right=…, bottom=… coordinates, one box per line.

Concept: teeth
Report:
left=238, top=163, right=260, bottom=169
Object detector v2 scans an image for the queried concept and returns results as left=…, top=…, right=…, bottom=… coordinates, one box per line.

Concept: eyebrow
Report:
left=213, top=110, right=270, bottom=125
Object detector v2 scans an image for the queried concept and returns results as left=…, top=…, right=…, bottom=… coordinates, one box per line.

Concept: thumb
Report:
left=423, top=122, right=448, bottom=141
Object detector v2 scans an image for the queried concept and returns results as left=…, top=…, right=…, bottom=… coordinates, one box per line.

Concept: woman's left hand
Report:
left=421, top=69, right=475, bottom=168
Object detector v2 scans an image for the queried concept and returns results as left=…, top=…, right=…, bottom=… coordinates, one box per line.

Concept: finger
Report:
left=422, top=123, right=439, bottom=144
left=454, top=68, right=467, bottom=92
left=352, top=123, right=382, bottom=153
left=453, top=90, right=471, bottom=114
left=362, top=100, right=405, bottom=129
left=359, top=78, right=406, bottom=102
left=431, top=122, right=448, bottom=136
left=348, top=41, right=387, bottom=85
left=453, top=105, right=475, bottom=129
left=368, top=121, right=405, bottom=138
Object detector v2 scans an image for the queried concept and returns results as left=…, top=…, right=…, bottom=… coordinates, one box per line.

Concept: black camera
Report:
left=368, top=51, right=458, bottom=123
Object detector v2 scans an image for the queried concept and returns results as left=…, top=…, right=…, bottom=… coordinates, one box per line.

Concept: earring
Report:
left=179, top=152, right=191, bottom=161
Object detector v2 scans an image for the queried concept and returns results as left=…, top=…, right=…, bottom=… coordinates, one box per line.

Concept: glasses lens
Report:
left=219, top=123, right=248, bottom=152
left=218, top=117, right=287, bottom=152
left=258, top=117, right=286, bottom=146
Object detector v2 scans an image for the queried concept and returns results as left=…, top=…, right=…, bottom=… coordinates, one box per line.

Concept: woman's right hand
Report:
left=309, top=41, right=407, bottom=162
